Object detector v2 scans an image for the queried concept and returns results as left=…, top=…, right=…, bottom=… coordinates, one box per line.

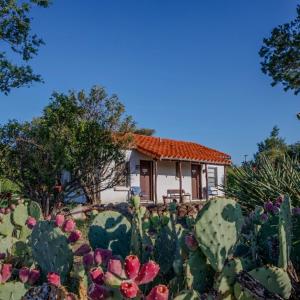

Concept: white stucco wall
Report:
left=64, top=149, right=226, bottom=204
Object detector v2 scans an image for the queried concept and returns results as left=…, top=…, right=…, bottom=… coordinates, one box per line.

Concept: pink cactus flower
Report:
left=5, top=207, right=11, bottom=214
left=19, top=267, right=30, bottom=283
left=88, top=283, right=109, bottom=300
left=47, top=272, right=61, bottom=287
left=0, top=264, right=12, bottom=283
left=146, top=284, right=169, bottom=300
left=89, top=267, right=104, bottom=285
left=107, top=258, right=124, bottom=277
left=0, top=253, right=5, bottom=260
left=55, top=214, right=65, bottom=227
left=74, top=244, right=91, bottom=256
left=83, top=252, right=94, bottom=268
left=185, top=233, right=198, bottom=251
left=135, top=261, right=160, bottom=285
left=68, top=230, right=82, bottom=243
left=28, top=269, right=40, bottom=285
left=94, top=248, right=112, bottom=266
left=26, top=217, right=37, bottom=229
left=62, top=219, right=75, bottom=232
left=124, top=255, right=140, bottom=280
left=120, top=281, right=139, bottom=299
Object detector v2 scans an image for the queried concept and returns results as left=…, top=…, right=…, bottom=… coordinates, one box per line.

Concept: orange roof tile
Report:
left=132, top=134, right=231, bottom=165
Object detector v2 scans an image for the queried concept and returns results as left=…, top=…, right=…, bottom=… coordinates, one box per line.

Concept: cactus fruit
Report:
left=94, top=248, right=112, bottom=266
left=278, top=196, right=292, bottom=270
left=248, top=266, right=291, bottom=299
left=107, top=258, right=124, bottom=278
left=124, top=255, right=140, bottom=280
left=62, top=219, right=76, bottom=233
left=0, top=263, right=12, bottom=283
left=26, top=217, right=37, bottom=229
left=173, top=290, right=200, bottom=300
left=186, top=249, right=214, bottom=294
left=89, top=267, right=104, bottom=284
left=135, top=260, right=160, bottom=285
left=194, top=198, right=244, bottom=272
left=120, top=281, right=139, bottom=298
left=47, top=272, right=61, bottom=287
left=0, top=281, right=27, bottom=300
left=68, top=230, right=82, bottom=243
left=30, top=221, right=73, bottom=283
left=146, top=284, right=169, bottom=300
left=19, top=267, right=30, bottom=283
left=55, top=214, right=65, bottom=227
left=88, top=210, right=131, bottom=258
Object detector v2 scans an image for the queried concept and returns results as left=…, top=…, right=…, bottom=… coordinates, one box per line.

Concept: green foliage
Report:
left=194, top=198, right=243, bottom=272
left=88, top=210, right=132, bottom=258
left=0, top=0, right=51, bottom=94
left=173, top=290, right=200, bottom=300
left=0, top=86, right=135, bottom=210
left=30, top=221, right=73, bottom=283
left=0, top=178, right=19, bottom=193
left=260, top=5, right=300, bottom=95
left=226, top=155, right=300, bottom=210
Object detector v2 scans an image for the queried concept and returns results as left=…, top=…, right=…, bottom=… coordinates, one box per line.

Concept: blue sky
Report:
left=0, top=0, right=299, bottom=164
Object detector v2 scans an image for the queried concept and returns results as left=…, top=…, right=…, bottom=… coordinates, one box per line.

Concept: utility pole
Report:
left=243, top=154, right=248, bottom=163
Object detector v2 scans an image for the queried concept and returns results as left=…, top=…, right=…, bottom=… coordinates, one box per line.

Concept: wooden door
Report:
left=191, top=164, right=202, bottom=199
left=140, top=160, right=153, bottom=201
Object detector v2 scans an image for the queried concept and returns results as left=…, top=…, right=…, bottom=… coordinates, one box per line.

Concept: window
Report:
left=207, top=167, right=218, bottom=188
left=117, top=162, right=130, bottom=187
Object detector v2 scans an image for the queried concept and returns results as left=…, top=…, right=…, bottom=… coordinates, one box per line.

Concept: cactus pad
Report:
left=0, top=213, right=14, bottom=236
left=249, top=266, right=291, bottom=299
left=28, top=201, right=42, bottom=220
left=0, top=281, right=27, bottom=300
left=278, top=196, right=292, bottom=270
left=174, top=290, right=200, bottom=300
left=88, top=210, right=131, bottom=258
left=12, top=203, right=29, bottom=227
left=195, top=198, right=244, bottom=272
left=186, top=249, right=214, bottom=293
left=30, top=221, right=73, bottom=283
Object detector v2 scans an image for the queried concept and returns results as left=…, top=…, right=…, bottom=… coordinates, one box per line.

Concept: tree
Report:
left=0, top=86, right=135, bottom=212
left=0, top=0, right=51, bottom=94
left=41, top=86, right=135, bottom=204
left=133, top=128, right=155, bottom=136
left=259, top=5, right=300, bottom=95
left=254, top=126, right=288, bottom=163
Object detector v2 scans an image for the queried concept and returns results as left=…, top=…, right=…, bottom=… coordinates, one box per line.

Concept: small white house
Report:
left=100, top=134, right=231, bottom=204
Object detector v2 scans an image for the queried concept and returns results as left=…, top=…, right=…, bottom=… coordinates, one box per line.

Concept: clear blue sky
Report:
left=0, top=0, right=299, bottom=164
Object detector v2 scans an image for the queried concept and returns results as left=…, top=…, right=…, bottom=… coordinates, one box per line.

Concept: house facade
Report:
left=101, top=134, right=231, bottom=204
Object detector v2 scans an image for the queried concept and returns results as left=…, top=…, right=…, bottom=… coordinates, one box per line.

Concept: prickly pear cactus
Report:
left=186, top=249, right=214, bottom=294
left=28, top=201, right=42, bottom=220
left=0, top=213, right=14, bottom=236
left=23, top=283, right=69, bottom=300
left=0, top=236, right=17, bottom=255
left=278, top=196, right=292, bottom=270
left=12, top=203, right=29, bottom=227
left=249, top=266, right=291, bottom=299
left=195, top=198, right=244, bottom=272
left=214, top=257, right=255, bottom=299
left=291, top=213, right=300, bottom=271
left=173, top=290, right=200, bottom=300
left=30, top=221, right=73, bottom=283
left=0, top=281, right=27, bottom=300
left=88, top=210, right=131, bottom=258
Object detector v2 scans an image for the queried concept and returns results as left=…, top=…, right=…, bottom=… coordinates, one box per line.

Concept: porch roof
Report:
left=132, top=134, right=231, bottom=165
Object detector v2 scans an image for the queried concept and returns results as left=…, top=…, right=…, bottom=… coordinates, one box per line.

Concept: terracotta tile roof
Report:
left=132, top=134, right=231, bottom=165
